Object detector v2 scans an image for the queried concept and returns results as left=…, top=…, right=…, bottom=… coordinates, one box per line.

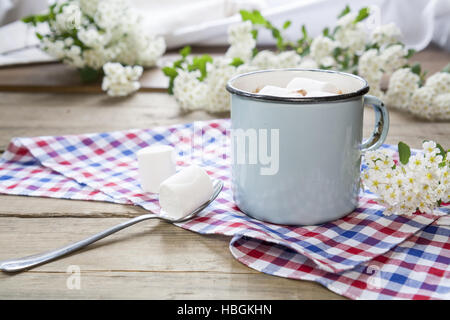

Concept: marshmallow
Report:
left=258, top=85, right=298, bottom=97
left=305, top=90, right=336, bottom=97
left=286, top=77, right=339, bottom=94
left=159, top=165, right=214, bottom=220
left=137, top=145, right=176, bottom=193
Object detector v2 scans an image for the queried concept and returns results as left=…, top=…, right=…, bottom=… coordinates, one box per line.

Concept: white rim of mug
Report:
left=226, top=68, right=370, bottom=104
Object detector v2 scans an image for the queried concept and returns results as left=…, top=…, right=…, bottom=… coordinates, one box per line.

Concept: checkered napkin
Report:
left=0, top=119, right=448, bottom=299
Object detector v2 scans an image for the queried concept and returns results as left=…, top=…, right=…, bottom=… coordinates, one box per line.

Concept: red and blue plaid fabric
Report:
left=0, top=119, right=448, bottom=299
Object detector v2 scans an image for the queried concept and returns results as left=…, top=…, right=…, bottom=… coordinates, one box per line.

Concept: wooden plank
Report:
left=0, top=92, right=228, bottom=151
left=0, top=63, right=169, bottom=93
left=0, top=271, right=343, bottom=300
left=0, top=196, right=145, bottom=218
left=0, top=92, right=448, bottom=153
left=0, top=217, right=343, bottom=299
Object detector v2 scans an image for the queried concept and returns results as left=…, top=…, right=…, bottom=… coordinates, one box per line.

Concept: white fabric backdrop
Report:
left=0, top=0, right=449, bottom=66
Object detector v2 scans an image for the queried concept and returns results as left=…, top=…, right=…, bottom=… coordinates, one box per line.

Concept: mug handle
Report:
left=360, top=95, right=389, bottom=152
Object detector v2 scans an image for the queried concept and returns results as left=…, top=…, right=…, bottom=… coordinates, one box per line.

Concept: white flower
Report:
left=205, top=58, right=237, bottom=113
left=335, top=26, right=366, bottom=54
left=371, top=23, right=402, bottom=46
left=82, top=48, right=110, bottom=69
left=101, top=63, right=142, bottom=97
left=379, top=44, right=407, bottom=73
left=228, top=21, right=254, bottom=46
left=358, top=49, right=383, bottom=96
left=36, top=0, right=166, bottom=87
left=274, top=51, right=302, bottom=68
left=42, top=38, right=65, bottom=59
left=362, top=141, right=448, bottom=216
left=250, top=50, right=278, bottom=69
left=425, top=72, right=450, bottom=95
left=78, top=27, right=110, bottom=49
left=225, top=21, right=256, bottom=62
left=173, top=69, right=208, bottom=111
left=409, top=86, right=435, bottom=119
left=65, top=45, right=84, bottom=68
left=249, top=50, right=303, bottom=70
left=422, top=141, right=439, bottom=156
left=79, top=0, right=100, bottom=17
left=334, top=15, right=367, bottom=54
left=298, top=58, right=318, bottom=69
left=94, top=0, right=128, bottom=30
left=431, top=93, right=450, bottom=120
left=54, top=3, right=82, bottom=32
left=385, top=68, right=419, bottom=108
left=336, top=12, right=358, bottom=28
left=310, top=36, right=336, bottom=64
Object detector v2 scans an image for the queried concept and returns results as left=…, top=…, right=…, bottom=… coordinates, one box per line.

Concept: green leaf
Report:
left=354, top=7, right=370, bottom=23
left=35, top=14, right=49, bottom=23
left=322, top=27, right=329, bottom=37
left=410, top=63, right=421, bottom=76
left=442, top=63, right=450, bottom=73
left=21, top=15, right=36, bottom=25
left=251, top=29, right=258, bottom=40
left=162, top=66, right=178, bottom=78
left=173, top=59, right=184, bottom=69
left=283, top=20, right=291, bottom=29
left=405, top=49, right=416, bottom=59
left=365, top=43, right=379, bottom=51
left=436, top=143, right=446, bottom=159
left=230, top=57, right=244, bottom=67
left=252, top=47, right=258, bottom=57
left=332, top=47, right=342, bottom=58
left=79, top=67, right=101, bottom=84
left=276, top=37, right=284, bottom=50
left=239, top=10, right=267, bottom=25
left=187, top=54, right=213, bottom=81
left=301, top=25, right=308, bottom=39
left=179, top=46, right=191, bottom=58
left=272, top=28, right=281, bottom=39
left=35, top=32, right=43, bottom=40
left=398, top=141, right=411, bottom=165
left=48, top=3, right=57, bottom=20
left=162, top=66, right=179, bottom=95
left=338, top=5, right=351, bottom=18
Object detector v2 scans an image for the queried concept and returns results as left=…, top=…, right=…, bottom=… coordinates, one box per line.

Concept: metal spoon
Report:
left=0, top=180, right=223, bottom=273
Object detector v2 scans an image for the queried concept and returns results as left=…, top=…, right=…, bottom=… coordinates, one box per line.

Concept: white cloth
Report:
left=0, top=0, right=448, bottom=67
left=161, top=0, right=450, bottom=51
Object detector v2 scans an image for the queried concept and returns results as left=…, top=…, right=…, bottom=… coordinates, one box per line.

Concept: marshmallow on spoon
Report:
left=159, top=165, right=214, bottom=220
left=137, top=145, right=176, bottom=193
left=286, top=77, right=339, bottom=94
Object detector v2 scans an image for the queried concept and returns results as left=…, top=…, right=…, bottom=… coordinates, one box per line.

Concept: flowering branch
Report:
left=162, top=5, right=449, bottom=119
left=22, top=0, right=166, bottom=96
left=362, top=141, right=449, bottom=216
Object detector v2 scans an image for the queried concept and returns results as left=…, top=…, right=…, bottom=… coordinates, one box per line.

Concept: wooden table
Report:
left=0, top=46, right=449, bottom=299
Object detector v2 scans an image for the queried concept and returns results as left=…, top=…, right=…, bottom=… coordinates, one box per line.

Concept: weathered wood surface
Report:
left=0, top=92, right=449, bottom=153
left=0, top=217, right=343, bottom=299
left=0, top=46, right=448, bottom=299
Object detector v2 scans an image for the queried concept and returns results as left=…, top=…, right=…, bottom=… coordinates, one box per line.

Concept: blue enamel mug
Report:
left=226, top=69, right=389, bottom=225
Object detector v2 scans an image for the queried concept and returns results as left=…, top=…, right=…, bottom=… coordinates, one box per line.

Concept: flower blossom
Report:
left=101, top=63, right=143, bottom=97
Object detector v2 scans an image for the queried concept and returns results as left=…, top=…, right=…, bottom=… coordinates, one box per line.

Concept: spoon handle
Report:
left=0, top=214, right=157, bottom=273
